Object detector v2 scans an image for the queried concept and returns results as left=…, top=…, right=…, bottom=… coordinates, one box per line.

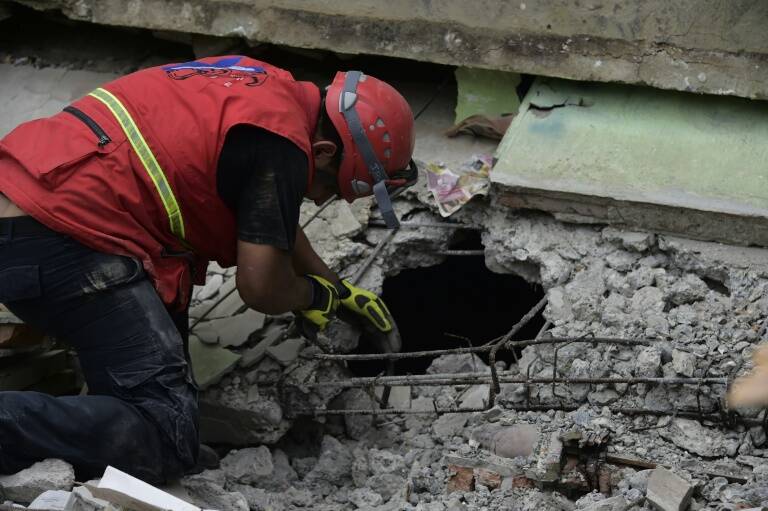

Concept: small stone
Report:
left=671, top=349, right=696, bottom=377
left=446, top=465, right=474, bottom=493
left=606, top=250, right=639, bottom=271
left=433, top=413, right=468, bottom=439
left=0, top=459, right=74, bottom=504
left=667, top=274, right=708, bottom=305
left=348, top=487, right=383, bottom=508
left=646, top=467, right=693, bottom=511
left=631, top=286, right=665, bottom=314
left=221, top=446, right=273, bottom=485
left=368, top=449, right=406, bottom=475
left=635, top=347, right=662, bottom=377
left=305, top=436, right=353, bottom=486
left=365, top=473, right=406, bottom=501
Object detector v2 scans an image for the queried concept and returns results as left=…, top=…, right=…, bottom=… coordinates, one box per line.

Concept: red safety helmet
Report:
left=325, top=71, right=417, bottom=228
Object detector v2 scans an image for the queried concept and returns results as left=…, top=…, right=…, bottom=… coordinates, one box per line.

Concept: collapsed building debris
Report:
left=1, top=8, right=768, bottom=511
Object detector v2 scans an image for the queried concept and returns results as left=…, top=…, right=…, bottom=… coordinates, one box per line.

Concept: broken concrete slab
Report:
left=0, top=459, right=74, bottom=504
left=239, top=326, right=285, bottom=368
left=454, top=67, right=520, bottom=124
left=193, top=308, right=265, bottom=348
left=0, top=63, right=118, bottom=138
left=16, top=0, right=768, bottom=100
left=265, top=338, right=305, bottom=366
left=494, top=78, right=768, bottom=248
left=646, top=467, right=694, bottom=511
left=525, top=431, right=564, bottom=483
left=27, top=490, right=73, bottom=510
left=189, top=336, right=241, bottom=390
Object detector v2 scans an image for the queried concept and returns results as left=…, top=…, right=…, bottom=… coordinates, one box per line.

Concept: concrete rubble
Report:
left=2, top=172, right=768, bottom=510
left=1, top=9, right=768, bottom=511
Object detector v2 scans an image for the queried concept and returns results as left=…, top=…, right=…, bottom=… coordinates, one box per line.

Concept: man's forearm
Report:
left=292, top=227, right=338, bottom=283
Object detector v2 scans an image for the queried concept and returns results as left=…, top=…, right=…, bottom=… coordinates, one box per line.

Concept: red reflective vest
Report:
left=0, top=56, right=321, bottom=309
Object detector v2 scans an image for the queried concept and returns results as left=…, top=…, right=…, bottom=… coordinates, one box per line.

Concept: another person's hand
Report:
left=728, top=343, right=768, bottom=408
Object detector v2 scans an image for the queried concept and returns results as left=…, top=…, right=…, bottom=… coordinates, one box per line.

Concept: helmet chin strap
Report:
left=339, top=71, right=400, bottom=229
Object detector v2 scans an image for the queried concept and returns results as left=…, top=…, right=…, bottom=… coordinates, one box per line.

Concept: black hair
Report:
left=318, top=90, right=344, bottom=171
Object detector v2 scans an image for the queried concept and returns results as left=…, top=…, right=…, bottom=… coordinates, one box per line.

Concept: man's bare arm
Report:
left=292, top=227, right=339, bottom=284
left=235, top=240, right=313, bottom=315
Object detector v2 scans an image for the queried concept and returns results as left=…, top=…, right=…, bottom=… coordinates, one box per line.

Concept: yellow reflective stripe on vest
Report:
left=88, top=87, right=186, bottom=241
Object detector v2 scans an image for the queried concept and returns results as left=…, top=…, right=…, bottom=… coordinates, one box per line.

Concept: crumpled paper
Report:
left=425, top=154, right=493, bottom=217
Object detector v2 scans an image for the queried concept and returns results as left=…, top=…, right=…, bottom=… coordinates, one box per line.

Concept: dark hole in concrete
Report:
left=703, top=276, right=730, bottom=296
left=348, top=231, right=546, bottom=376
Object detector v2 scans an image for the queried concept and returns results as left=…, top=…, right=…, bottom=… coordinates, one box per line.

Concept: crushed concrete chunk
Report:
left=181, top=471, right=248, bottom=511
left=659, top=418, right=740, bottom=457
left=582, top=495, right=628, bottom=511
left=349, top=487, right=383, bottom=508
left=0, top=459, right=74, bottom=504
left=432, top=413, right=468, bottom=439
left=525, top=431, right=563, bottom=483
left=646, top=467, right=693, bottom=511
left=671, top=349, right=696, bottom=377
left=221, top=446, right=273, bottom=485
left=305, top=436, right=353, bottom=486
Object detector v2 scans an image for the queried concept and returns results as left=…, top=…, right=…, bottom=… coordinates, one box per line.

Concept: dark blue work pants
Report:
left=0, top=216, right=198, bottom=483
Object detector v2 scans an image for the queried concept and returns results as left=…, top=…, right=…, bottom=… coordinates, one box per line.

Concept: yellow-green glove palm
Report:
left=336, top=280, right=394, bottom=333
left=297, top=275, right=340, bottom=339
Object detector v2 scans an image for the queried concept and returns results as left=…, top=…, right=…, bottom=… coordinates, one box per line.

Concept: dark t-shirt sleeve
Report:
left=216, top=125, right=309, bottom=251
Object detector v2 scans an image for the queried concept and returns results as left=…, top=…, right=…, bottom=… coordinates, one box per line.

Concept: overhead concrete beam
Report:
left=11, top=0, right=768, bottom=100
left=493, top=78, right=768, bottom=248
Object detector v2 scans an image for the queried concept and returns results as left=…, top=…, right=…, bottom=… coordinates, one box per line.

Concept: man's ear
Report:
left=312, top=140, right=337, bottom=164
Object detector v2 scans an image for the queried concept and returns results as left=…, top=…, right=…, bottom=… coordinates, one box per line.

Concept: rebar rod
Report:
left=313, top=336, right=655, bottom=361
left=483, top=296, right=549, bottom=347
left=348, top=228, right=399, bottom=284
left=300, top=194, right=338, bottom=229
left=368, top=220, right=478, bottom=230
left=289, top=404, right=764, bottom=426
left=438, top=249, right=485, bottom=256
left=289, top=372, right=728, bottom=389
